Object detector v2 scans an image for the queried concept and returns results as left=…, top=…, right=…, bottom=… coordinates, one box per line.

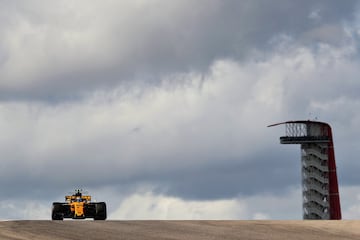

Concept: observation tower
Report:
left=268, top=120, right=341, bottom=220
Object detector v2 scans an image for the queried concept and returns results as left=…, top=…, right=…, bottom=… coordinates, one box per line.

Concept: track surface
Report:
left=0, top=220, right=359, bottom=240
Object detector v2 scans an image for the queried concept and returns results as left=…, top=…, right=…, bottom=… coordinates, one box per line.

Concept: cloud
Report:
left=1, top=33, right=360, bottom=201
left=106, top=185, right=360, bottom=220
left=1, top=1, right=360, bottom=220
left=0, top=1, right=357, bottom=100
left=2, top=185, right=360, bottom=220
left=341, top=186, right=360, bottom=219
left=0, top=200, right=49, bottom=220
left=0, top=54, right=290, bottom=199
left=110, top=191, right=245, bottom=220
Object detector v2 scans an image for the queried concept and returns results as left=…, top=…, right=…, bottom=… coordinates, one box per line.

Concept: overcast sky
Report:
left=1, top=0, right=360, bottom=220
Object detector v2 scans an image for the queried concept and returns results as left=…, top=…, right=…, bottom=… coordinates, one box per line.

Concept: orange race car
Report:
left=52, top=189, right=106, bottom=220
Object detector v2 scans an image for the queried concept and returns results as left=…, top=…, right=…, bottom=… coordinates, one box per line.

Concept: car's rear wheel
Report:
left=94, top=202, right=107, bottom=220
left=52, top=202, right=64, bottom=220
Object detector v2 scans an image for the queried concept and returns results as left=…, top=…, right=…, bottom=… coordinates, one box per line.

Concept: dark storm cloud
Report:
left=153, top=150, right=302, bottom=200
left=1, top=1, right=360, bottom=220
left=0, top=132, right=299, bottom=201
left=0, top=0, right=357, bottom=101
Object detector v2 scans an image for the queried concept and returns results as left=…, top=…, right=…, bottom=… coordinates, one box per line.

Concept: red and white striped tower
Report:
left=268, top=120, right=341, bottom=220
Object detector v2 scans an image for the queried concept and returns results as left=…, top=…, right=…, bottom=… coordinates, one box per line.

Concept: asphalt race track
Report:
left=0, top=220, right=359, bottom=240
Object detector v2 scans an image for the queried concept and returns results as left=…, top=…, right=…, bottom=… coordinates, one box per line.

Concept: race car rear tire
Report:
left=94, top=202, right=107, bottom=220
left=52, top=202, right=64, bottom=220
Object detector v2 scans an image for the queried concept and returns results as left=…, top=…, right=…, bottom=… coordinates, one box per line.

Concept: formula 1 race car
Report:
left=52, top=189, right=107, bottom=220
